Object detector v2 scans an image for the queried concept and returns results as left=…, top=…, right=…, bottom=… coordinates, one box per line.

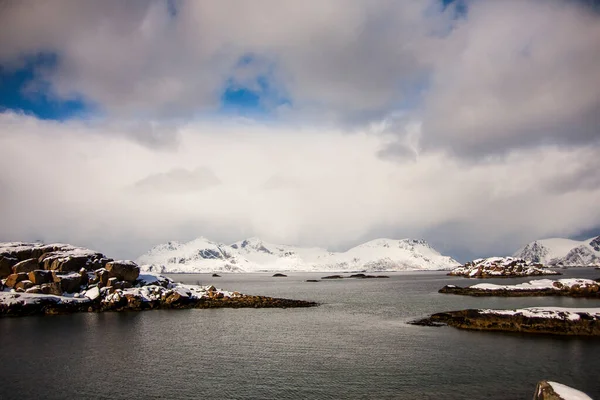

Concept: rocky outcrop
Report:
left=410, top=307, right=600, bottom=336
left=448, top=257, right=560, bottom=278
left=0, top=242, right=318, bottom=318
left=534, top=380, right=592, bottom=400
left=439, top=278, right=600, bottom=298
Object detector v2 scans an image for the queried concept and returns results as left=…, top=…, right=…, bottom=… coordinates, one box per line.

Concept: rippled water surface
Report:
left=1, top=269, right=599, bottom=399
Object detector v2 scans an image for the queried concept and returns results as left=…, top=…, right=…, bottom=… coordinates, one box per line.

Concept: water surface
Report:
left=1, top=269, right=598, bottom=399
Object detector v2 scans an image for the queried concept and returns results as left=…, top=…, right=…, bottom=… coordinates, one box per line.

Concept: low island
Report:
left=410, top=307, right=600, bottom=336
left=0, top=242, right=317, bottom=318
left=448, top=257, right=561, bottom=278
left=439, top=278, right=600, bottom=298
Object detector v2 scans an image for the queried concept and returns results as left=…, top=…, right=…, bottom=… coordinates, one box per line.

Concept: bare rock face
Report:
left=0, top=256, right=18, bottom=279
left=27, top=269, right=52, bottom=285
left=12, top=258, right=40, bottom=274
left=105, top=261, right=140, bottom=282
left=15, top=280, right=35, bottom=291
left=5, top=272, right=29, bottom=288
left=40, top=282, right=62, bottom=295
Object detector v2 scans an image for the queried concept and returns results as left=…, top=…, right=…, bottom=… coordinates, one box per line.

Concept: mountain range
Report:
left=137, top=237, right=461, bottom=273
left=513, top=236, right=600, bottom=267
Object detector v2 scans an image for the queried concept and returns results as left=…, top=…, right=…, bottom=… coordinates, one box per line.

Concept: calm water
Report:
left=1, top=269, right=599, bottom=399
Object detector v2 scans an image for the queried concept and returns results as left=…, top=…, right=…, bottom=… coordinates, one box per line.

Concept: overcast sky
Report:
left=1, top=0, right=599, bottom=261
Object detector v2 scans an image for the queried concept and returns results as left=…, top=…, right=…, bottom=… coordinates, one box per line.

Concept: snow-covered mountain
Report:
left=513, top=236, right=600, bottom=267
left=137, top=237, right=460, bottom=273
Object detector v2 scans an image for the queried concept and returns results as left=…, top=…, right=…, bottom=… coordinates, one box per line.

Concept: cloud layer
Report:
left=1, top=112, right=599, bottom=260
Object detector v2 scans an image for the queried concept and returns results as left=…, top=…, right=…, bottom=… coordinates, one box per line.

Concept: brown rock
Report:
left=49, top=256, right=91, bottom=272
left=79, top=268, right=89, bottom=287
left=28, top=270, right=53, bottom=285
left=106, top=277, right=118, bottom=287
left=532, top=380, right=589, bottom=400
left=95, top=269, right=109, bottom=286
left=54, top=274, right=83, bottom=293
left=25, top=285, right=42, bottom=294
left=105, top=261, right=140, bottom=282
left=12, top=258, right=40, bottom=274
left=41, top=282, right=62, bottom=295
left=0, top=256, right=18, bottom=279
left=5, top=272, right=29, bottom=288
left=15, top=280, right=35, bottom=291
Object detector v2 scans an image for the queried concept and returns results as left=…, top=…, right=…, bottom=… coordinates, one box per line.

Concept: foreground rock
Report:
left=410, top=307, right=600, bottom=336
left=1, top=273, right=317, bottom=317
left=0, top=242, right=317, bottom=317
left=448, top=257, right=561, bottom=278
left=534, top=380, right=592, bottom=400
left=440, top=278, right=600, bottom=298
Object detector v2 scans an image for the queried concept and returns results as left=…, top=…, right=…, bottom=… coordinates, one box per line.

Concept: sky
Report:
left=0, top=0, right=599, bottom=262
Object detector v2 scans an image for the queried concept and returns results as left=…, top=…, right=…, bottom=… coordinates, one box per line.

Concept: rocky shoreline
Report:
left=410, top=307, right=600, bottom=336
left=0, top=242, right=317, bottom=318
left=439, top=278, right=600, bottom=298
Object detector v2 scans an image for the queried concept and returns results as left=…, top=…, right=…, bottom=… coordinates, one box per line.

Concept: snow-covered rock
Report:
left=440, top=278, right=600, bottom=297
left=534, top=381, right=593, bottom=400
left=448, top=257, right=560, bottom=278
left=514, top=236, right=600, bottom=267
left=137, top=237, right=460, bottom=273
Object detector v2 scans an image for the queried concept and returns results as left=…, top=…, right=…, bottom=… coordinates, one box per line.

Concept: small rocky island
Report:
left=410, top=307, right=600, bottom=336
left=448, top=257, right=561, bottom=278
left=440, top=278, right=600, bottom=298
left=0, top=242, right=317, bottom=318
left=534, top=380, right=592, bottom=400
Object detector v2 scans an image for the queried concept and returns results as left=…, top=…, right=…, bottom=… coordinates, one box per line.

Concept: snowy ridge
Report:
left=448, top=257, right=560, bottom=278
left=137, top=237, right=460, bottom=273
left=513, top=236, right=600, bottom=267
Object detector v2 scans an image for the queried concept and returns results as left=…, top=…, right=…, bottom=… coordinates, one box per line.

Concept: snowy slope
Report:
left=513, top=236, right=600, bottom=267
left=137, top=237, right=460, bottom=273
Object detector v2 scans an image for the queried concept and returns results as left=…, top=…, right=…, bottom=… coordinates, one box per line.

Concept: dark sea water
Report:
left=1, top=269, right=599, bottom=399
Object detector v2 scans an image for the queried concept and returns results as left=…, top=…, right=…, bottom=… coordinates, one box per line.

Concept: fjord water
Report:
left=1, top=270, right=599, bottom=399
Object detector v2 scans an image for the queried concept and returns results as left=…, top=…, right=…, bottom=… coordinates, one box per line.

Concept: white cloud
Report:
left=1, top=112, right=599, bottom=260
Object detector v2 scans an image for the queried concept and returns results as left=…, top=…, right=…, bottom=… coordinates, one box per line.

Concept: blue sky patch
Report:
left=0, top=53, right=91, bottom=120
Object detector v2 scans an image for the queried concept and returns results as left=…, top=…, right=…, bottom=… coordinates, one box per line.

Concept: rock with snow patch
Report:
left=11, top=258, right=39, bottom=274
left=15, top=280, right=35, bottom=291
left=105, top=260, right=140, bottom=282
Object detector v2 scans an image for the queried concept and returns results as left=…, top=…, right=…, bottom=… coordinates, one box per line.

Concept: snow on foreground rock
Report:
left=514, top=236, right=600, bottom=267
left=137, top=237, right=460, bottom=273
left=440, top=278, right=600, bottom=298
left=448, top=257, right=560, bottom=278
left=410, top=307, right=600, bottom=336
left=534, top=381, right=593, bottom=400
left=0, top=272, right=316, bottom=317
left=0, top=242, right=317, bottom=317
